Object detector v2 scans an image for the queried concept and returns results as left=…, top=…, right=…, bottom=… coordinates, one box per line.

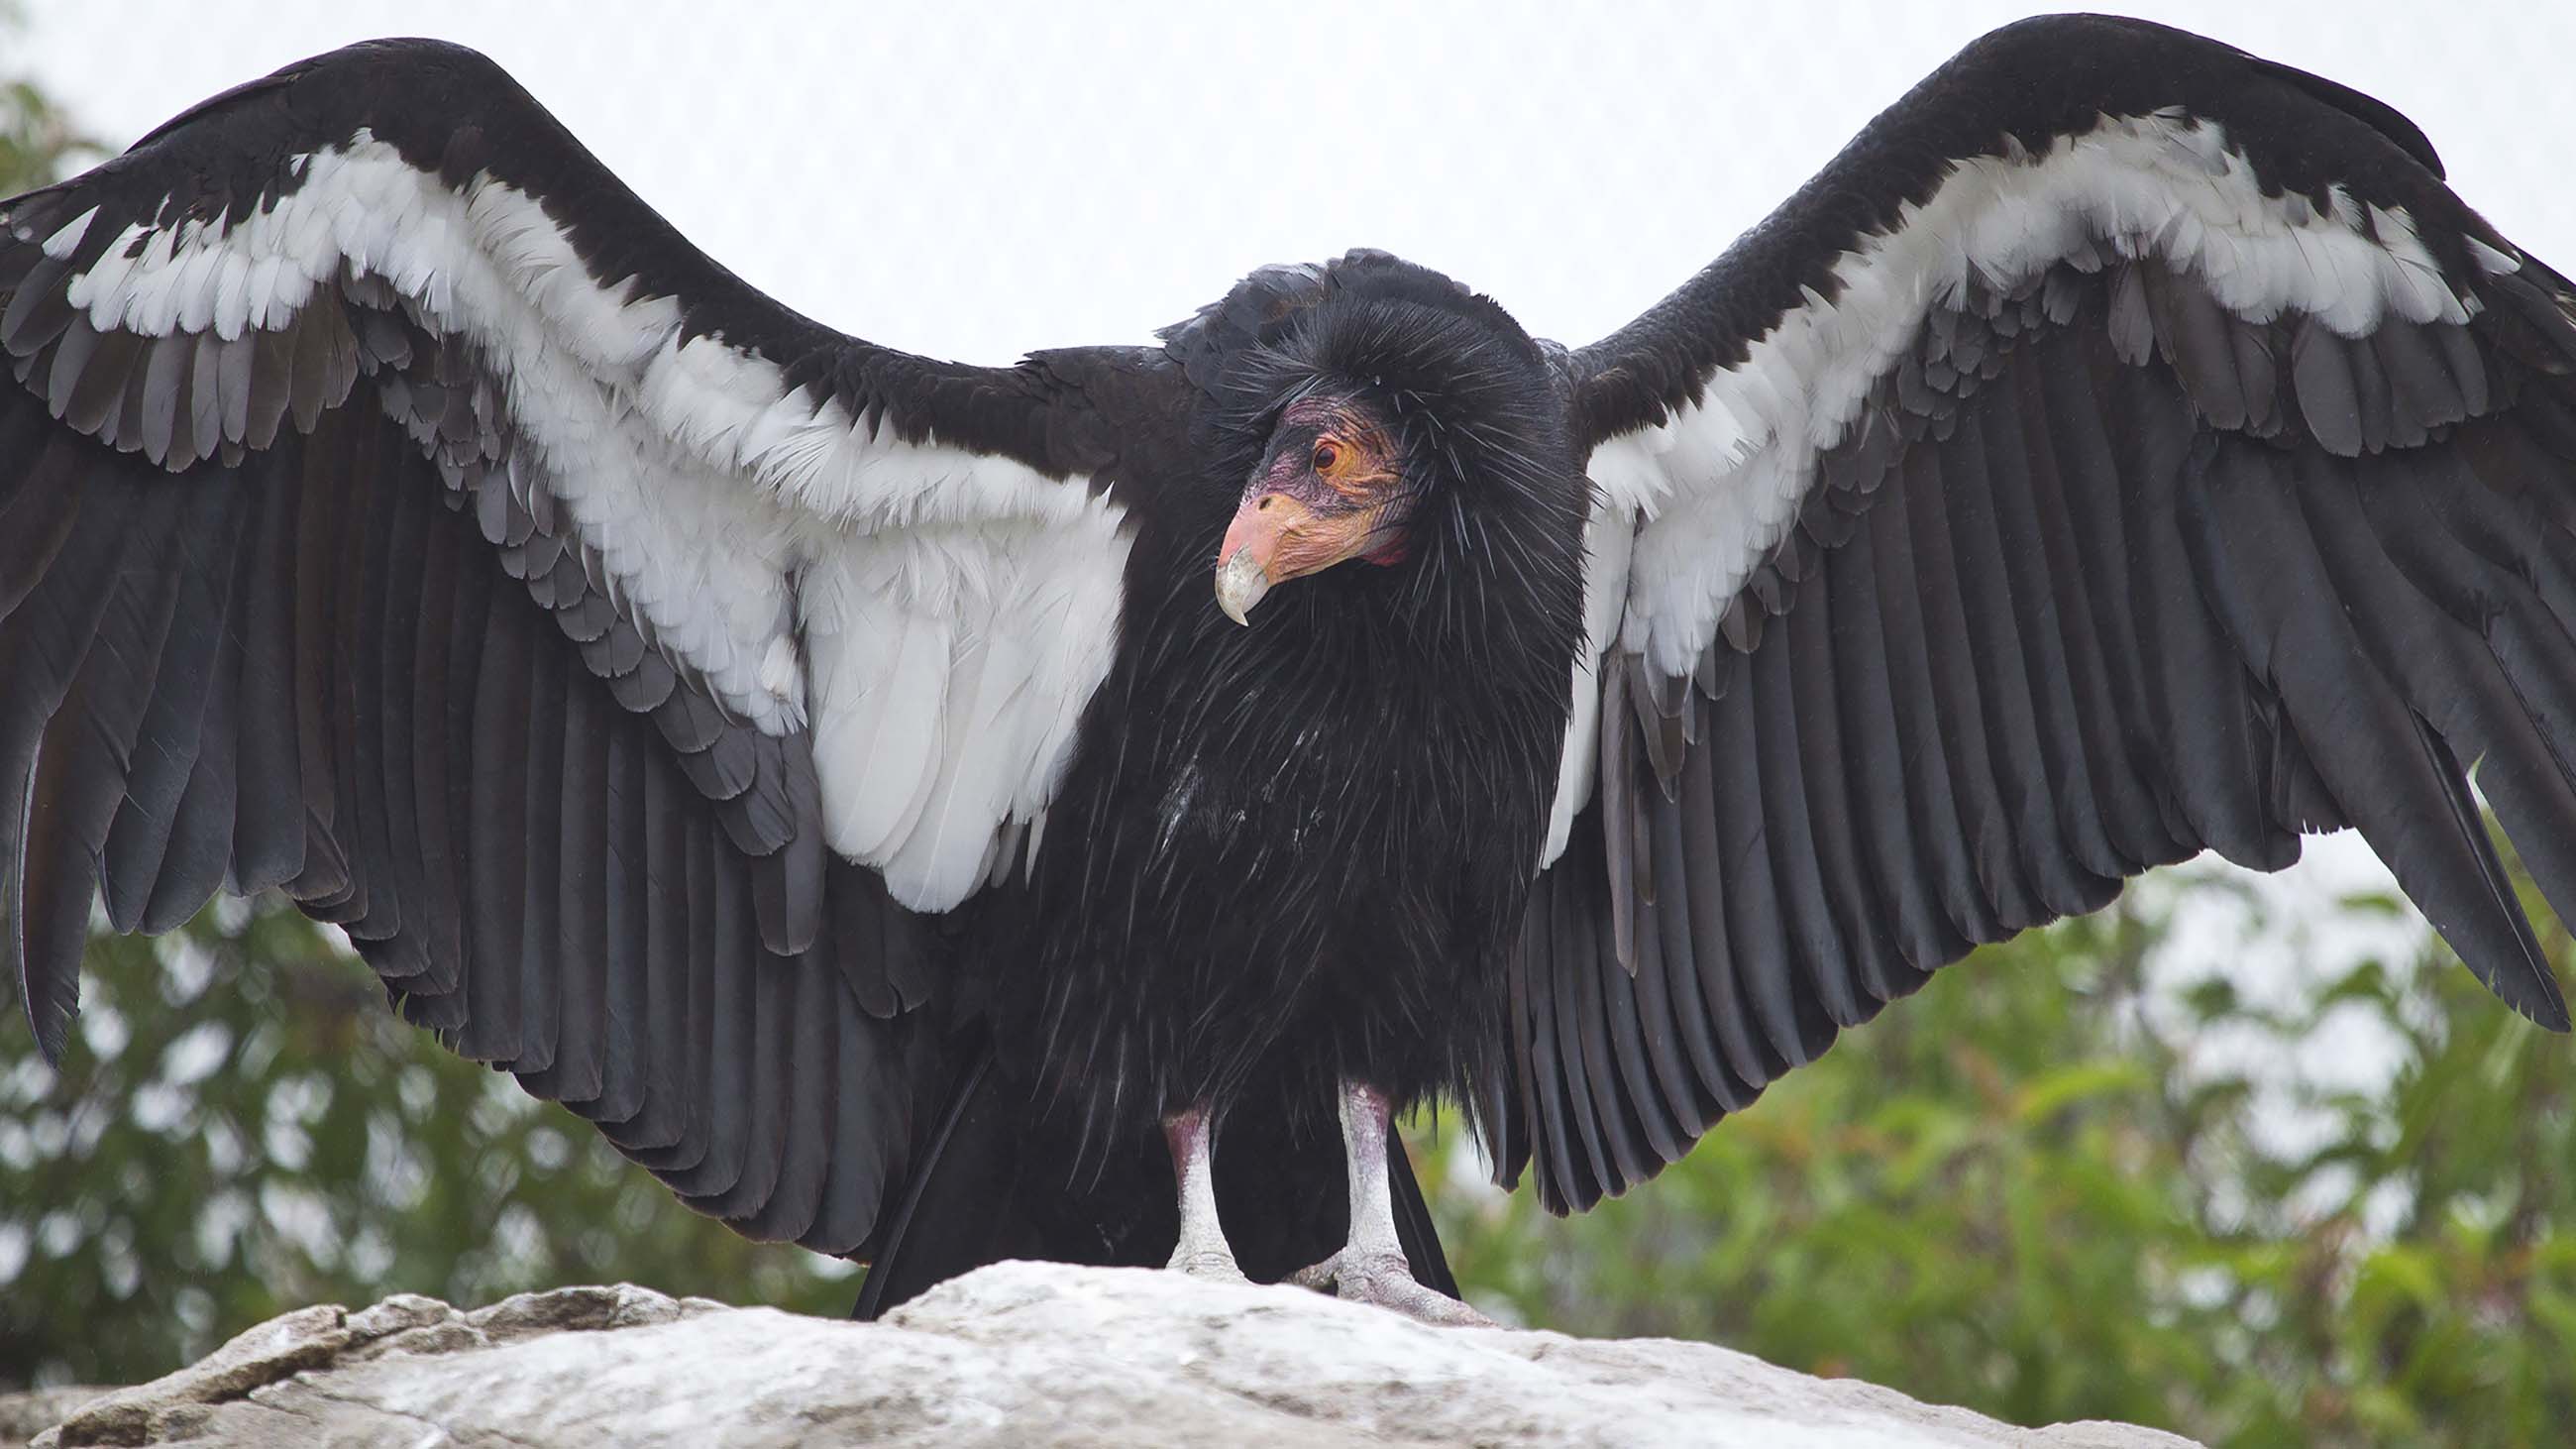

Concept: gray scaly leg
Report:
left=1291, top=1080, right=1494, bottom=1326
left=1162, top=1105, right=1247, bottom=1282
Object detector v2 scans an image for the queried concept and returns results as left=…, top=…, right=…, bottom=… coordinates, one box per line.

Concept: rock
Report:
left=13, top=1263, right=2202, bottom=1447
left=33, top=1304, right=350, bottom=1447
left=0, top=1390, right=111, bottom=1449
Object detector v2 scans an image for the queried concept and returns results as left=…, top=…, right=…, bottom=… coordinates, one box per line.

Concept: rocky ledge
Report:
left=11, top=1262, right=2200, bottom=1447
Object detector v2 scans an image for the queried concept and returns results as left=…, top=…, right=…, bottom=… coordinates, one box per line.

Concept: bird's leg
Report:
left=1162, top=1104, right=1248, bottom=1282
left=1290, top=1080, right=1494, bottom=1326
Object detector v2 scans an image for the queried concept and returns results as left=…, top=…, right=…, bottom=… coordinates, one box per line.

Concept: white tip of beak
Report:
left=1215, top=550, right=1271, bottom=627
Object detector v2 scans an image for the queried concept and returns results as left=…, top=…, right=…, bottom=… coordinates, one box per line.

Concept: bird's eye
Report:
left=1312, top=441, right=1342, bottom=473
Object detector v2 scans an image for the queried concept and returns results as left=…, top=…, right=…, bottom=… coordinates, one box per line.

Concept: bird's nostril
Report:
left=1258, top=498, right=1273, bottom=511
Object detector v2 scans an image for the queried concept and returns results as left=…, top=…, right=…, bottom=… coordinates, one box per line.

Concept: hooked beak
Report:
left=1213, top=491, right=1319, bottom=626
left=1215, top=550, right=1270, bottom=627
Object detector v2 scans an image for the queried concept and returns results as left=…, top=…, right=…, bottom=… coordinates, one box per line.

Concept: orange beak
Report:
left=1214, top=493, right=1310, bottom=625
left=1213, top=490, right=1394, bottom=626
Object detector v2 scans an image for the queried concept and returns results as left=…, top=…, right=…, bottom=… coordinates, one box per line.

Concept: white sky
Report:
left=16, top=3, right=2564, bottom=1118
left=22, top=1, right=2576, bottom=367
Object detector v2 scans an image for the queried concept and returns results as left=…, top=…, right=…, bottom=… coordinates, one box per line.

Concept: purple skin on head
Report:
left=1215, top=395, right=1416, bottom=624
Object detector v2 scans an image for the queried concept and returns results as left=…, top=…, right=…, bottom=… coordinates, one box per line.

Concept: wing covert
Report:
left=0, top=39, right=1156, bottom=1253
left=1510, top=14, right=2576, bottom=1213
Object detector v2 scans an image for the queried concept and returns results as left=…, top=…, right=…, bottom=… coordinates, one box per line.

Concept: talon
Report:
left=1287, top=1249, right=1495, bottom=1327
left=1289, top=1252, right=1342, bottom=1292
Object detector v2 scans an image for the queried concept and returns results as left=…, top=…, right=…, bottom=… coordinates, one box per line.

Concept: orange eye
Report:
left=1312, top=441, right=1342, bottom=473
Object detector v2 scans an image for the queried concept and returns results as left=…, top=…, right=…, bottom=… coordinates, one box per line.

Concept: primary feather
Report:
left=5, top=14, right=2574, bottom=1314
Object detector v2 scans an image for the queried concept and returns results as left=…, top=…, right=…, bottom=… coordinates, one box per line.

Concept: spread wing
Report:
left=0, top=40, right=1160, bottom=1253
left=1507, top=15, right=2576, bottom=1213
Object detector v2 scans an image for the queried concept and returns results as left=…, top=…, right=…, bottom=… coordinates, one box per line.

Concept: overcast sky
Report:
left=19, top=1, right=2568, bottom=1094
left=22, top=1, right=2576, bottom=366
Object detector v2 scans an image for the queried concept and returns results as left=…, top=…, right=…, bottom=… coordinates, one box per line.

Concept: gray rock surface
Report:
left=10, top=1262, right=2203, bottom=1447
left=0, top=1390, right=109, bottom=1449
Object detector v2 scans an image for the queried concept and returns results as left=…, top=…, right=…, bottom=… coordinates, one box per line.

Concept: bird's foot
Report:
left=1166, top=1247, right=1250, bottom=1284
left=1289, top=1249, right=1495, bottom=1327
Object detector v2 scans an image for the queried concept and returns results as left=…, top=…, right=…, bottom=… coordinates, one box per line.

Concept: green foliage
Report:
left=1, top=903, right=854, bottom=1389
left=1420, top=862, right=2576, bottom=1447
left=16, top=865, right=2571, bottom=1446
left=0, top=5, right=97, bottom=193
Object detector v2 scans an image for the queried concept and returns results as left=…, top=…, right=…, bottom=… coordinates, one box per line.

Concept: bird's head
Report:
left=1190, top=251, right=1585, bottom=635
left=1214, top=390, right=1421, bottom=625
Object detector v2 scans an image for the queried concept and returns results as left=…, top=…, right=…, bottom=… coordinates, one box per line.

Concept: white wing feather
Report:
left=1542, top=111, right=2500, bottom=871
left=53, top=131, right=1132, bottom=914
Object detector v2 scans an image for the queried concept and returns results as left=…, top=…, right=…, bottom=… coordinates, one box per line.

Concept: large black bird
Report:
left=8, top=14, right=2576, bottom=1324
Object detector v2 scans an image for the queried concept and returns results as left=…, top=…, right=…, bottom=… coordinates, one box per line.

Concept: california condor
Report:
left=8, top=15, right=2576, bottom=1325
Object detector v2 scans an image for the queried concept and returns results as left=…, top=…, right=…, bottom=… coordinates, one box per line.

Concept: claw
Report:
left=1291, top=1248, right=1496, bottom=1327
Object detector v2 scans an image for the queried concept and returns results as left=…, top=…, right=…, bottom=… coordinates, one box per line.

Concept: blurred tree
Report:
left=1419, top=853, right=2576, bottom=1447
left=0, top=4, right=90, bottom=190
left=0, top=901, right=858, bottom=1388
left=5, top=23, right=2573, bottom=1447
